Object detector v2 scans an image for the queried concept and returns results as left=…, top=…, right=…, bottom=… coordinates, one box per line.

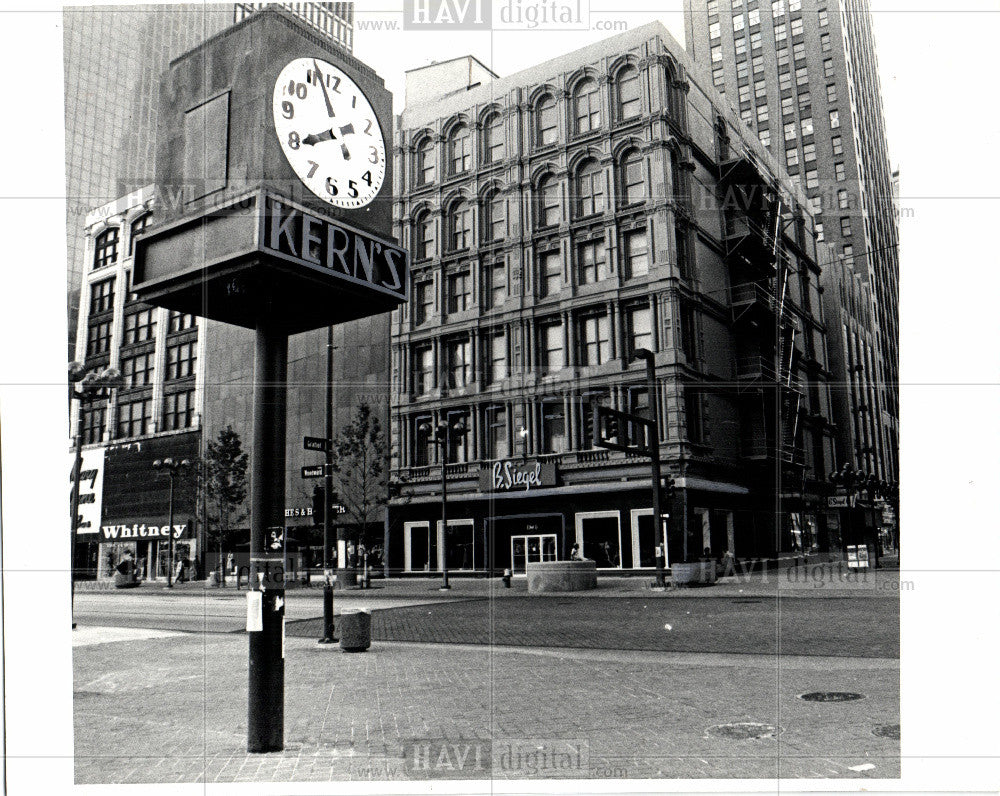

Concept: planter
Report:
left=526, top=560, right=597, bottom=593
left=339, top=610, right=371, bottom=652
left=671, top=561, right=717, bottom=587
left=113, top=571, right=139, bottom=589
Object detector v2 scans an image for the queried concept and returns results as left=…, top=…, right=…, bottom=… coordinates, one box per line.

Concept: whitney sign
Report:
left=100, top=523, right=190, bottom=541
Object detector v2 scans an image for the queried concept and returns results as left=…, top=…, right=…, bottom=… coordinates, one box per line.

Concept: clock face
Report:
left=273, top=57, right=387, bottom=209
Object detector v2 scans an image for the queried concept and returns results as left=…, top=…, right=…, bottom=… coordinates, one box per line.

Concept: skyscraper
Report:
left=684, top=0, right=898, bottom=483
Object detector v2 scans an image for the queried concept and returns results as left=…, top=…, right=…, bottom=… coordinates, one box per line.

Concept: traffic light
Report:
left=312, top=485, right=325, bottom=526
left=605, top=412, right=620, bottom=443
left=659, top=473, right=676, bottom=507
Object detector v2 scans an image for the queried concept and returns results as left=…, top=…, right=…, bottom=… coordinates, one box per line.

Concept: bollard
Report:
left=339, top=609, right=371, bottom=652
left=502, top=568, right=511, bottom=588
left=317, top=581, right=337, bottom=643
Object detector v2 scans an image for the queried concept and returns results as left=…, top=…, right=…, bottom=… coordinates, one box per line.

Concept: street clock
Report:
left=273, top=57, right=387, bottom=209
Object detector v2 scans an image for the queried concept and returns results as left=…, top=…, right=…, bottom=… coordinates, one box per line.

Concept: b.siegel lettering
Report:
left=265, top=198, right=406, bottom=295
left=492, top=461, right=543, bottom=491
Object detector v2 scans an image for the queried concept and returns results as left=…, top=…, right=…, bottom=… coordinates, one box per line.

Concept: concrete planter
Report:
left=526, top=560, right=597, bottom=593
left=339, top=610, right=371, bottom=652
left=671, top=561, right=717, bottom=587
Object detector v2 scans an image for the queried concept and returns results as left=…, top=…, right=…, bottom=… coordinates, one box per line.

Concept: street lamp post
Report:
left=152, top=457, right=191, bottom=587
left=69, top=362, right=123, bottom=629
left=630, top=349, right=667, bottom=589
left=419, top=416, right=466, bottom=590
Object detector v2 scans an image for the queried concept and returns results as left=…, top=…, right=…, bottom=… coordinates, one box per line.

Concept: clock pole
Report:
left=247, top=318, right=287, bottom=753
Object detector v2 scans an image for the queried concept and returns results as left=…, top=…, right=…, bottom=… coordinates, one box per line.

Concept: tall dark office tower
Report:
left=684, top=0, right=898, bottom=483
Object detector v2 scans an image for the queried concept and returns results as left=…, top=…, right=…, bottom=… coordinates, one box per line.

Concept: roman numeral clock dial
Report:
left=273, top=57, right=386, bottom=209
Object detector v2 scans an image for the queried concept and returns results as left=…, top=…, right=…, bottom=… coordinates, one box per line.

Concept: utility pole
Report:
left=632, top=349, right=666, bottom=588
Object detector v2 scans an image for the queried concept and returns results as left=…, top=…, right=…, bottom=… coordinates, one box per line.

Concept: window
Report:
left=448, top=124, right=471, bottom=175
left=117, top=397, right=151, bottom=438
left=89, top=277, right=115, bottom=315
left=798, top=90, right=811, bottom=111
left=709, top=21, right=721, bottom=39
left=748, top=8, right=760, bottom=25
left=805, top=169, right=819, bottom=189
left=777, top=47, right=789, bottom=67
left=168, top=311, right=196, bottom=333
left=754, top=80, right=766, bottom=99
left=685, top=387, right=704, bottom=443
left=711, top=45, right=723, bottom=63
left=486, top=261, right=506, bottom=308
left=788, top=0, right=801, bottom=10
left=539, top=321, right=564, bottom=372
left=578, top=312, right=610, bottom=366
left=821, top=33, right=831, bottom=52
left=538, top=174, right=561, bottom=227
left=819, top=8, right=828, bottom=26
left=679, top=302, right=697, bottom=362
left=415, top=210, right=435, bottom=260
left=739, top=84, right=751, bottom=105
left=162, top=390, right=195, bottom=431
left=752, top=55, right=764, bottom=73
left=843, top=244, right=854, bottom=264
left=832, top=135, right=843, bottom=155
left=538, top=250, right=561, bottom=297
left=80, top=404, right=106, bottom=445
left=576, top=238, right=607, bottom=285
left=446, top=269, right=471, bottom=313
left=166, top=341, right=197, bottom=380
left=626, top=305, right=652, bottom=356
left=621, top=151, right=645, bottom=205
left=487, top=331, right=507, bottom=383
left=735, top=36, right=747, bottom=55
left=449, top=200, right=472, bottom=250
left=573, top=78, right=601, bottom=134
left=803, top=142, right=816, bottom=162
left=784, top=122, right=796, bottom=141
left=121, top=351, right=154, bottom=388
left=93, top=227, right=119, bottom=269
left=483, top=192, right=506, bottom=242
left=750, top=31, right=762, bottom=50
left=129, top=213, right=151, bottom=255
left=801, top=116, right=814, bottom=136
left=823, top=59, right=834, bottom=77
left=618, top=67, right=641, bottom=120
left=785, top=147, right=799, bottom=168
left=445, top=411, right=470, bottom=463
left=772, top=0, right=784, bottom=15
left=795, top=66, right=809, bottom=86
left=835, top=161, right=846, bottom=181
left=413, top=415, right=433, bottom=465
left=759, top=128, right=771, bottom=147
left=713, top=67, right=725, bottom=87
left=446, top=336, right=472, bottom=388
left=774, top=22, right=786, bottom=40
left=483, top=113, right=504, bottom=164
left=829, top=109, right=840, bottom=129
left=815, top=222, right=824, bottom=241
left=779, top=71, right=792, bottom=91
left=756, top=105, right=769, bottom=123
left=838, top=189, right=850, bottom=209
left=793, top=42, right=805, bottom=62
left=540, top=402, right=566, bottom=454
left=733, top=12, right=745, bottom=31
left=86, top=320, right=112, bottom=356
left=484, top=405, right=509, bottom=459
left=781, top=96, right=794, bottom=116
left=737, top=61, right=749, bottom=79
left=826, top=83, right=838, bottom=103
left=790, top=17, right=803, bottom=36
left=123, top=308, right=155, bottom=345
left=840, top=216, right=852, bottom=236
left=576, top=159, right=605, bottom=217
left=414, top=280, right=434, bottom=324
left=708, top=0, right=719, bottom=13
left=622, top=229, right=649, bottom=277
left=740, top=108, right=752, bottom=124
left=415, top=137, right=436, bottom=185
left=413, top=346, right=433, bottom=395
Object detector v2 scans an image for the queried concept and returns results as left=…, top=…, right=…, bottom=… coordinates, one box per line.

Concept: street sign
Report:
left=303, top=436, right=330, bottom=453
left=330, top=504, right=347, bottom=515
left=591, top=404, right=654, bottom=455
left=827, top=495, right=854, bottom=508
left=301, top=465, right=325, bottom=479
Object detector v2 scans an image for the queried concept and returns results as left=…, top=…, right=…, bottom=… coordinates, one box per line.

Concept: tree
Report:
left=198, top=426, right=248, bottom=585
left=329, top=403, right=390, bottom=573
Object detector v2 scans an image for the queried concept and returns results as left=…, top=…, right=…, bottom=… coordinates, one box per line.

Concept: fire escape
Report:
left=720, top=147, right=803, bottom=467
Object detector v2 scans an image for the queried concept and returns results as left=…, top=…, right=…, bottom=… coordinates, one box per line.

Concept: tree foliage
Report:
left=198, top=425, right=249, bottom=576
left=329, top=403, right=389, bottom=556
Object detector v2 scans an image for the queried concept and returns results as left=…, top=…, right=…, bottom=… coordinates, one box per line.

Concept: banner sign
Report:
left=479, top=460, right=557, bottom=493
left=71, top=447, right=105, bottom=534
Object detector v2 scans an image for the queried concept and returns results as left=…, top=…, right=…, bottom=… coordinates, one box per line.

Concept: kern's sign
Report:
left=479, top=460, right=557, bottom=493
left=100, top=523, right=191, bottom=541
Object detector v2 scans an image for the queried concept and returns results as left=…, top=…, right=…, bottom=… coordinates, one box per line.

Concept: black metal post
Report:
left=643, top=355, right=667, bottom=588
left=439, top=424, right=450, bottom=590
left=248, top=322, right=287, bottom=753
left=324, top=325, right=333, bottom=570
left=318, top=579, right=336, bottom=643
left=166, top=472, right=175, bottom=587
left=69, top=418, right=83, bottom=629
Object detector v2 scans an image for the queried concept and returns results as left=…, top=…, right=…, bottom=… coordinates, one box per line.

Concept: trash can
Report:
left=338, top=609, right=371, bottom=652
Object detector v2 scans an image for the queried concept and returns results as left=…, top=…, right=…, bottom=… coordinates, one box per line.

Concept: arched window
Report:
left=670, top=149, right=686, bottom=203
left=483, top=112, right=504, bottom=164
left=415, top=137, right=436, bottom=186
left=93, top=227, right=119, bottom=269
left=537, top=174, right=561, bottom=228
left=535, top=94, right=558, bottom=146
left=448, top=124, right=471, bottom=175
left=414, top=209, right=435, bottom=260
left=128, top=213, right=151, bottom=255
left=575, top=159, right=605, bottom=217
left=620, top=150, right=645, bottom=206
left=449, top=199, right=472, bottom=250
left=482, top=191, right=506, bottom=243
left=617, top=67, right=641, bottom=121
left=573, top=78, right=601, bottom=134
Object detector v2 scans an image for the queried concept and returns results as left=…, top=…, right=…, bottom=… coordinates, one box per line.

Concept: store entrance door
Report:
left=510, top=534, right=557, bottom=575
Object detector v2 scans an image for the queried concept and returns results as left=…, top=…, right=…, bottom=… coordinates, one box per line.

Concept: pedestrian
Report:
left=569, top=543, right=581, bottom=560
left=226, top=552, right=235, bottom=575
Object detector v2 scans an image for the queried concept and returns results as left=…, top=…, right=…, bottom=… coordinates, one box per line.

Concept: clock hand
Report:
left=338, top=124, right=354, bottom=160
left=312, top=60, right=336, bottom=118
left=303, top=129, right=337, bottom=146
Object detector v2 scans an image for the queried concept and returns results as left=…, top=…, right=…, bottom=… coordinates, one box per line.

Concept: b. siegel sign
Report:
left=479, top=460, right=557, bottom=493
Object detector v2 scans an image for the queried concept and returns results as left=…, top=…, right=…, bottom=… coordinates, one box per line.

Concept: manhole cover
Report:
left=798, top=692, right=865, bottom=702
left=873, top=724, right=900, bottom=739
left=706, top=722, right=780, bottom=740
